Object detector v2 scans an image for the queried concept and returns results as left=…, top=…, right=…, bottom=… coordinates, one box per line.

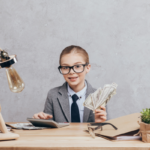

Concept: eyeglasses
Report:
left=58, top=63, right=89, bottom=75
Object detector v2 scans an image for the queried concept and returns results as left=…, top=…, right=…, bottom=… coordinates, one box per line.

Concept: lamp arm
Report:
left=0, top=105, right=8, bottom=133
left=0, top=49, right=8, bottom=132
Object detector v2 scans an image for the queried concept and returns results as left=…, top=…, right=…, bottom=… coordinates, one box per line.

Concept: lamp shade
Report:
left=0, top=49, right=25, bottom=93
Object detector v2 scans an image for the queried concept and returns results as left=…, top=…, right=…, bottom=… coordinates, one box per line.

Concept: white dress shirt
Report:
left=67, top=82, right=87, bottom=123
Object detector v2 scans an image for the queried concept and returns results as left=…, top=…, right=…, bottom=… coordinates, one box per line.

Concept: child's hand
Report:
left=95, top=106, right=107, bottom=123
left=33, top=112, right=53, bottom=119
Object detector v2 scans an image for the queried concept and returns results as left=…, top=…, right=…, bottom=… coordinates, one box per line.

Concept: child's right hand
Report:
left=33, top=112, right=53, bottom=119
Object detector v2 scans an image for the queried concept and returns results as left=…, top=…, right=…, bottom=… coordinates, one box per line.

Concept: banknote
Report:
left=83, top=94, right=94, bottom=110
left=83, top=83, right=118, bottom=112
left=6, top=123, right=48, bottom=130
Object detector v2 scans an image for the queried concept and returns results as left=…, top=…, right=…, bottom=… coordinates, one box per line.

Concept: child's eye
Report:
left=75, top=65, right=82, bottom=68
left=62, top=66, right=69, bottom=70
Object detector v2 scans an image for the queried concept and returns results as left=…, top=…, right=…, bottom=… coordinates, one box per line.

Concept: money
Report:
left=6, top=123, right=48, bottom=130
left=84, top=94, right=95, bottom=110
left=83, top=83, right=118, bottom=112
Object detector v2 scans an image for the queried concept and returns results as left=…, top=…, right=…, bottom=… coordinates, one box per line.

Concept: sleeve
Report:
left=43, top=91, right=54, bottom=120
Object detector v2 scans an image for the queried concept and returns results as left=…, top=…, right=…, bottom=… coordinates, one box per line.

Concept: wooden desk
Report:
left=0, top=123, right=150, bottom=150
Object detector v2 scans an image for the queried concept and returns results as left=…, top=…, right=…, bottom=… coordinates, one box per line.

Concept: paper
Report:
left=113, top=135, right=141, bottom=141
left=83, top=83, right=118, bottom=112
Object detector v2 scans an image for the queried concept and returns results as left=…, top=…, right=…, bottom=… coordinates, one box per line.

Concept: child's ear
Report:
left=86, top=64, right=91, bottom=73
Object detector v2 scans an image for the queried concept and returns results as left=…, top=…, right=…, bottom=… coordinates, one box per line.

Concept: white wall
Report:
left=0, top=0, right=150, bottom=122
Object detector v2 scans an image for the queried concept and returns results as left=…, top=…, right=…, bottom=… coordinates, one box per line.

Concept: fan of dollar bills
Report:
left=83, top=83, right=118, bottom=112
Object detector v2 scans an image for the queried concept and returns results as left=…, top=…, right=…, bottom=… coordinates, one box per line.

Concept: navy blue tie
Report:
left=71, top=94, right=80, bottom=122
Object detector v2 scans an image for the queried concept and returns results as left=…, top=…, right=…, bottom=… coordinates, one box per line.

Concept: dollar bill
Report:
left=83, top=83, right=118, bottom=112
left=83, top=94, right=94, bottom=110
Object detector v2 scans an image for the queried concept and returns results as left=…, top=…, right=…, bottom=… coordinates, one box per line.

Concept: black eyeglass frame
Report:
left=89, top=122, right=118, bottom=130
left=58, top=63, right=89, bottom=75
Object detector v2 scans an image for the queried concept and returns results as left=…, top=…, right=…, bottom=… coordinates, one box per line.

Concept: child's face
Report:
left=60, top=52, right=91, bottom=87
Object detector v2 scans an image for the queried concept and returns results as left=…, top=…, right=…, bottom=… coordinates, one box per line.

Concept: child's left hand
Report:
left=95, top=106, right=107, bottom=123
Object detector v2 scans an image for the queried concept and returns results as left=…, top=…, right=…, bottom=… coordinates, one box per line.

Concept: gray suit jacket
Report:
left=43, top=81, right=96, bottom=122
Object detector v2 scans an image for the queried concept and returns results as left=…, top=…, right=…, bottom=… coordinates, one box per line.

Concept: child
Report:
left=33, top=45, right=106, bottom=123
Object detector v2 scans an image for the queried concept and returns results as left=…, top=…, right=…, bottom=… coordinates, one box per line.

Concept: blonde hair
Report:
left=59, top=45, right=89, bottom=65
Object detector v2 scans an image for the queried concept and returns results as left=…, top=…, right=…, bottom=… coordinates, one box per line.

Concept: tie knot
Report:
left=72, top=94, right=79, bottom=102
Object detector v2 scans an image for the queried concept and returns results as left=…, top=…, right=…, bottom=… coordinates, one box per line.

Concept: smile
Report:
left=68, top=77, right=78, bottom=79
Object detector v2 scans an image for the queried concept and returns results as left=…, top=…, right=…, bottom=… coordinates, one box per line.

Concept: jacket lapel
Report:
left=83, top=81, right=96, bottom=122
left=57, top=81, right=96, bottom=123
left=57, top=82, right=70, bottom=122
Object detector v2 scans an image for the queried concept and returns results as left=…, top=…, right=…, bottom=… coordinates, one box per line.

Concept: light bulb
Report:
left=5, top=65, right=25, bottom=93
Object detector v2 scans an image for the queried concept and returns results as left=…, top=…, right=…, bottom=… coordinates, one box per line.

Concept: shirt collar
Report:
left=67, top=81, right=87, bottom=98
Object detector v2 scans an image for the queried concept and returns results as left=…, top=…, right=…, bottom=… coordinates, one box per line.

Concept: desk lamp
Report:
left=0, top=48, right=25, bottom=140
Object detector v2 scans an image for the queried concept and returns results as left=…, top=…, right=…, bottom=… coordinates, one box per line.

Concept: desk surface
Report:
left=0, top=123, right=150, bottom=150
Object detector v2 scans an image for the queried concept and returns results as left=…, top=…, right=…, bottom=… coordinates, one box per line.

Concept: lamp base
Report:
left=0, top=106, right=19, bottom=141
left=0, top=132, right=19, bottom=141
